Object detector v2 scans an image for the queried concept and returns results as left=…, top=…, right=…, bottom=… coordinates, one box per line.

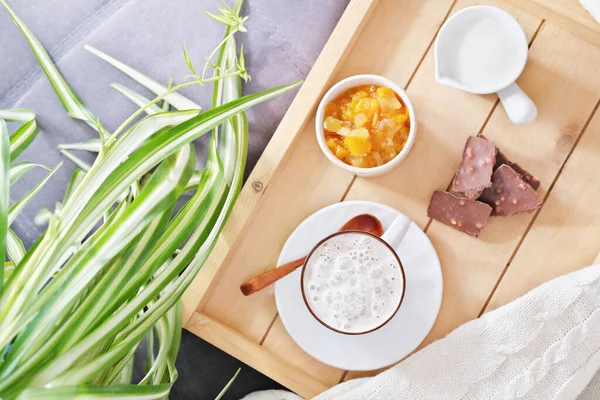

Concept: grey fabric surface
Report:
left=0, top=0, right=349, bottom=398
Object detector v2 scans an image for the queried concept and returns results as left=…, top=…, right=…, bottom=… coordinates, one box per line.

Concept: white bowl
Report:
left=315, top=74, right=417, bottom=178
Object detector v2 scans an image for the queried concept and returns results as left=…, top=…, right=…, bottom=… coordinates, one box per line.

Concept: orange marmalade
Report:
left=323, top=85, right=410, bottom=168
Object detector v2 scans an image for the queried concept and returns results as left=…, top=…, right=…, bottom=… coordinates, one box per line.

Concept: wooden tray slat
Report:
left=333, top=0, right=455, bottom=81
left=486, top=107, right=600, bottom=311
left=507, top=0, right=600, bottom=47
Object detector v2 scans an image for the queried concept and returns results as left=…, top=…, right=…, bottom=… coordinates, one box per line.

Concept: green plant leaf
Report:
left=104, top=342, right=137, bottom=385
left=90, top=145, right=222, bottom=328
left=204, top=10, right=232, bottom=26
left=60, top=149, right=91, bottom=171
left=58, top=139, right=102, bottom=153
left=215, top=368, right=241, bottom=400
left=212, top=15, right=241, bottom=184
left=10, top=162, right=49, bottom=186
left=0, top=0, right=109, bottom=140
left=16, top=383, right=172, bottom=399
left=58, top=209, right=173, bottom=354
left=63, top=169, right=86, bottom=204
left=166, top=301, right=182, bottom=382
left=211, top=2, right=249, bottom=226
left=161, top=77, right=174, bottom=112
left=0, top=108, right=35, bottom=123
left=0, top=119, right=9, bottom=294
left=85, top=45, right=201, bottom=111
left=182, top=43, right=197, bottom=76
left=8, top=162, right=62, bottom=225
left=34, top=208, right=54, bottom=226
left=144, top=326, right=155, bottom=376
left=6, top=229, right=25, bottom=266
left=184, top=169, right=204, bottom=191
left=110, top=83, right=163, bottom=115
left=4, top=261, right=14, bottom=283
left=9, top=119, right=39, bottom=161
left=139, top=312, right=167, bottom=384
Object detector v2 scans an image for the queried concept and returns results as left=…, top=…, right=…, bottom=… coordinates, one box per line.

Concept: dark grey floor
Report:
left=1, top=1, right=350, bottom=399
left=133, top=330, right=285, bottom=399
left=172, top=331, right=285, bottom=399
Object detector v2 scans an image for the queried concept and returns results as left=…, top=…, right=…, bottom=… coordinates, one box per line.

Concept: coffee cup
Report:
left=300, top=215, right=410, bottom=335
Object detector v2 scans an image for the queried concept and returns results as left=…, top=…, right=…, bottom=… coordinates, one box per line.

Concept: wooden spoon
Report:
left=240, top=214, right=384, bottom=296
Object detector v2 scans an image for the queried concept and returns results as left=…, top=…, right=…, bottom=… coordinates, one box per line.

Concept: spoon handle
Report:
left=240, top=256, right=306, bottom=296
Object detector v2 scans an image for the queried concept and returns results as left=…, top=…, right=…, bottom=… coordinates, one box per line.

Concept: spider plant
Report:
left=0, top=0, right=301, bottom=398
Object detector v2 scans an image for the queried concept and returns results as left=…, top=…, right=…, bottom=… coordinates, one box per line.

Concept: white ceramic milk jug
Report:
left=434, top=6, right=537, bottom=125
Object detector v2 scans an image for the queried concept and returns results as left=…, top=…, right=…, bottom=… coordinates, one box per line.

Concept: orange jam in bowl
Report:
left=322, top=85, right=410, bottom=168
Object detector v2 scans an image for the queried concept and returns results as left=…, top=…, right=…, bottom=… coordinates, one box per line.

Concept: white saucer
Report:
left=275, top=200, right=443, bottom=371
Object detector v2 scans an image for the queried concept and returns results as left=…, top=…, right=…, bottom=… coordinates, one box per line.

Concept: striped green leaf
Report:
left=85, top=45, right=200, bottom=111
left=110, top=83, right=163, bottom=115
left=9, top=162, right=49, bottom=186
left=8, top=162, right=62, bottom=225
left=6, top=229, right=25, bottom=265
left=139, top=305, right=178, bottom=385
left=0, top=0, right=109, bottom=140
left=9, top=119, right=38, bottom=161
left=215, top=369, right=240, bottom=400
left=16, top=383, right=172, bottom=400
left=4, top=261, right=15, bottom=283
left=60, top=150, right=91, bottom=171
left=63, top=169, right=86, bottom=203
left=58, top=139, right=102, bottom=153
left=0, top=119, right=9, bottom=294
left=59, top=210, right=173, bottom=353
left=0, top=108, right=35, bottom=123
left=184, top=169, right=203, bottom=191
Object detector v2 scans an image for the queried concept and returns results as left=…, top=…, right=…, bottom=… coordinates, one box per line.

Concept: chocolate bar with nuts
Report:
left=451, top=136, right=497, bottom=199
left=427, top=190, right=492, bottom=237
left=495, top=149, right=540, bottom=190
left=479, top=165, right=542, bottom=216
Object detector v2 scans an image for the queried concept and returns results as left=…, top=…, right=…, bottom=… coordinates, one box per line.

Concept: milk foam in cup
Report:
left=434, top=6, right=537, bottom=125
left=301, top=215, right=411, bottom=334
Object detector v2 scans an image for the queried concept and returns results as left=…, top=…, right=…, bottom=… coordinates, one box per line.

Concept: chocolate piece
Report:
left=479, top=165, right=542, bottom=216
left=427, top=190, right=492, bottom=237
left=494, top=149, right=540, bottom=190
left=451, top=136, right=497, bottom=199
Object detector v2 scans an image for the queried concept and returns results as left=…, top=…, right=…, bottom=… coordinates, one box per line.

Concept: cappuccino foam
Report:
left=303, top=232, right=403, bottom=333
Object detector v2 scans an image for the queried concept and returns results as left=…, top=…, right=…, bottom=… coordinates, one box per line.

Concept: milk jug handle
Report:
left=497, top=83, right=537, bottom=125
left=380, top=215, right=411, bottom=250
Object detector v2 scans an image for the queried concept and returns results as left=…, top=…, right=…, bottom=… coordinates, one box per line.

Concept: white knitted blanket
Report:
left=581, top=0, right=600, bottom=23
left=245, top=264, right=600, bottom=400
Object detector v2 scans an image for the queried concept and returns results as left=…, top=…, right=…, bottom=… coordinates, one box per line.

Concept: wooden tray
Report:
left=181, top=0, right=600, bottom=397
